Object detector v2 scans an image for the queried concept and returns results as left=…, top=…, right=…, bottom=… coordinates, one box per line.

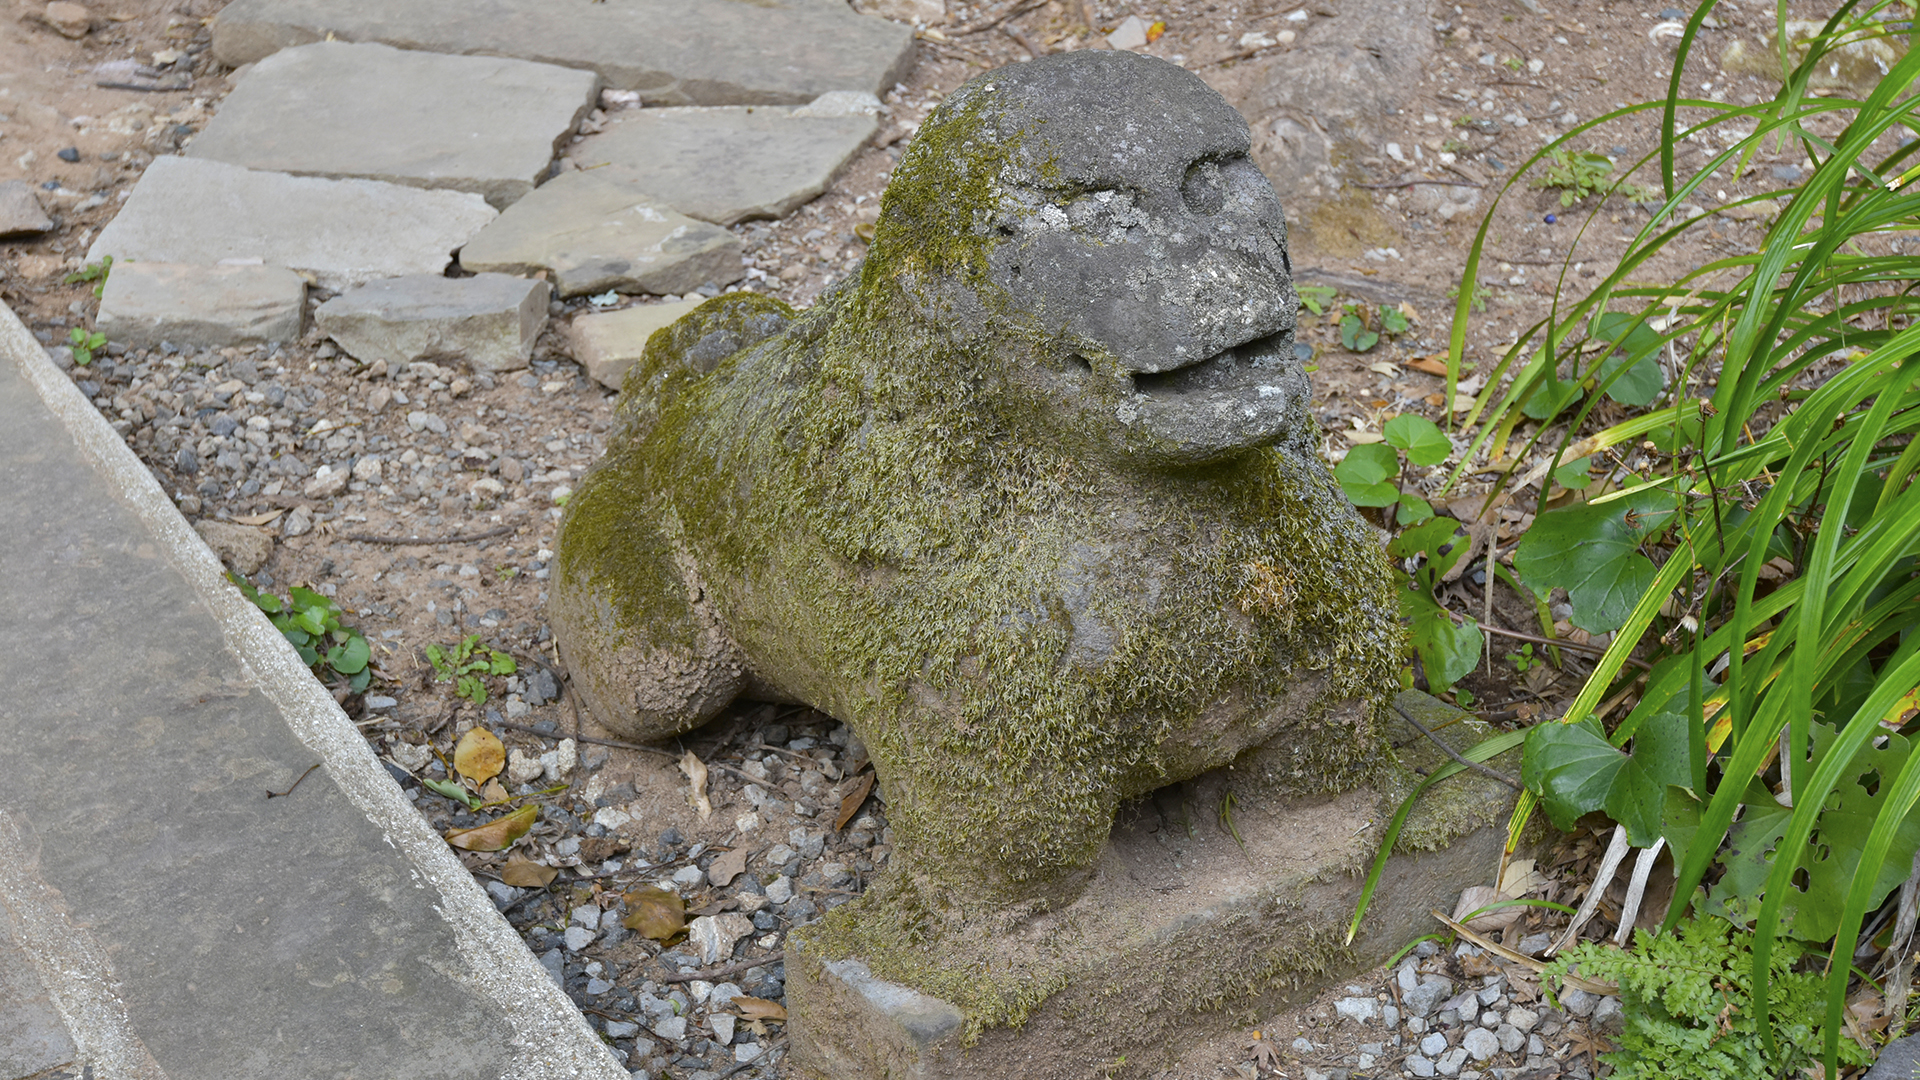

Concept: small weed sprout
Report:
left=231, top=574, right=374, bottom=692
left=67, top=327, right=107, bottom=366
left=427, top=635, right=517, bottom=705
left=62, top=255, right=112, bottom=298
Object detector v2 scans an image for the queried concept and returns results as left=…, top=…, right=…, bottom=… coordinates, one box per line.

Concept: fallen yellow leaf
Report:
left=454, top=727, right=506, bottom=784
left=1144, top=19, right=1166, bottom=42
left=679, top=750, right=712, bottom=819
left=835, top=772, right=875, bottom=831
left=446, top=802, right=538, bottom=851
left=731, top=996, right=788, bottom=1023
left=621, top=886, right=687, bottom=941
left=502, top=852, right=558, bottom=888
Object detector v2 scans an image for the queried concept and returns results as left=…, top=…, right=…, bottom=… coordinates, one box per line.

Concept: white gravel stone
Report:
left=710, top=1013, right=736, bottom=1045
left=1334, top=996, right=1379, bottom=1024
left=1560, top=987, right=1597, bottom=1017
left=1405, top=1054, right=1436, bottom=1078
left=563, top=925, right=596, bottom=950
left=764, top=875, right=793, bottom=905
left=604, top=1019, right=639, bottom=1039
left=688, top=912, right=753, bottom=965
left=1496, top=1023, right=1525, bottom=1053
left=1504, top=1006, right=1539, bottom=1032
left=1420, top=1032, right=1449, bottom=1056
left=672, top=866, right=706, bottom=888
left=649, top=1015, right=685, bottom=1041
left=1437, top=1047, right=1469, bottom=1075
left=1461, top=1027, right=1500, bottom=1061
left=571, top=904, right=600, bottom=928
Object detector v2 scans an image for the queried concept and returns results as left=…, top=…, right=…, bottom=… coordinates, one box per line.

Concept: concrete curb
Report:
left=0, top=299, right=626, bottom=1080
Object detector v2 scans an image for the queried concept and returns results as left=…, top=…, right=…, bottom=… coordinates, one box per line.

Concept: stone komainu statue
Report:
left=550, top=49, right=1399, bottom=903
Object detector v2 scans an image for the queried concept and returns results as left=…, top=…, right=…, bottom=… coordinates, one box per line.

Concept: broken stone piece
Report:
left=458, top=170, right=742, bottom=299
left=0, top=181, right=54, bottom=238
left=568, top=298, right=707, bottom=390
left=192, top=520, right=272, bottom=575
left=567, top=95, right=881, bottom=225
left=43, top=0, right=91, bottom=38
left=314, top=273, right=550, bottom=373
left=95, top=262, right=306, bottom=349
left=688, top=912, right=754, bottom=965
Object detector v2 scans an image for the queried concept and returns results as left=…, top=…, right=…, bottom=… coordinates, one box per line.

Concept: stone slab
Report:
left=210, top=0, right=916, bottom=106
left=572, top=94, right=881, bottom=225
left=88, top=156, right=497, bottom=291
left=315, top=272, right=551, bottom=373
left=459, top=169, right=743, bottom=298
left=0, top=924, right=77, bottom=1080
left=0, top=296, right=627, bottom=1079
left=568, top=297, right=705, bottom=388
left=0, top=181, right=53, bottom=238
left=1867, top=1032, right=1920, bottom=1079
left=95, top=261, right=306, bottom=349
left=187, top=41, right=600, bottom=210
left=787, top=691, right=1526, bottom=1080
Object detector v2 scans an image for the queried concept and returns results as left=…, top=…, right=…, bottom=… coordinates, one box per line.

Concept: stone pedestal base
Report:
left=786, top=691, right=1525, bottom=1080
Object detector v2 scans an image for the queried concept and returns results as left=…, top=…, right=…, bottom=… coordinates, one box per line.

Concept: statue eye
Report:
left=1181, top=160, right=1226, bottom=215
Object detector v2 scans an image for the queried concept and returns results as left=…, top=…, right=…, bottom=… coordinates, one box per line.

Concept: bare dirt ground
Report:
left=0, top=0, right=1856, bottom=1076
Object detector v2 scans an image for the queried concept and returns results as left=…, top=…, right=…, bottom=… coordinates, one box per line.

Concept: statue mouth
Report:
left=1126, top=327, right=1296, bottom=400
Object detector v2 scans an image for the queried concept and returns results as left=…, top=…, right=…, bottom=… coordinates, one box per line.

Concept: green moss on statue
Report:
left=551, top=52, right=1401, bottom=914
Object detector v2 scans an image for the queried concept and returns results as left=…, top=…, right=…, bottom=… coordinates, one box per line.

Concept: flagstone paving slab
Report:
left=572, top=93, right=882, bottom=225
left=0, top=299, right=627, bottom=1080
left=568, top=297, right=705, bottom=388
left=458, top=169, right=743, bottom=298
left=0, top=929, right=76, bottom=1080
left=210, top=0, right=916, bottom=106
left=88, top=157, right=497, bottom=291
left=315, top=273, right=552, bottom=373
left=95, top=261, right=306, bottom=349
left=187, top=41, right=600, bottom=209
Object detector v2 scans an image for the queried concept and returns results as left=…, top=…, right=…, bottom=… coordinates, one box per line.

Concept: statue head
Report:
left=868, top=50, right=1308, bottom=468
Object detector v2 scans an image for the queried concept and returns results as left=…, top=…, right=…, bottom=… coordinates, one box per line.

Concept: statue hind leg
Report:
left=548, top=462, right=749, bottom=741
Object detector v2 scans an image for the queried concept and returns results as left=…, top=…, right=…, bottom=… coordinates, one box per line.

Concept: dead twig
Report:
left=1480, top=623, right=1654, bottom=672
left=492, top=720, right=763, bottom=786
left=339, top=523, right=517, bottom=546
left=1351, top=177, right=1488, bottom=190
left=266, top=762, right=321, bottom=799
left=949, top=0, right=1045, bottom=35
left=1391, top=701, right=1523, bottom=790
left=716, top=1037, right=788, bottom=1079
left=659, top=950, right=786, bottom=985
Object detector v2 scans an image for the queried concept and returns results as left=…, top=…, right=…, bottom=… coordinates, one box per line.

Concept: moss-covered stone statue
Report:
left=551, top=50, right=1400, bottom=905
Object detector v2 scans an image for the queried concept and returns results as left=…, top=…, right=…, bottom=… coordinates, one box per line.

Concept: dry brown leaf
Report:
left=231, top=508, right=285, bottom=526
left=621, top=885, right=686, bottom=941
left=708, top=846, right=750, bottom=888
left=454, top=727, right=506, bottom=784
left=480, top=778, right=509, bottom=804
left=445, top=802, right=538, bottom=851
left=501, top=852, right=558, bottom=888
left=731, top=996, right=787, bottom=1023
left=835, top=772, right=876, bottom=831
left=679, top=750, right=712, bottom=819
left=1454, top=885, right=1522, bottom=932
left=1405, top=356, right=1450, bottom=376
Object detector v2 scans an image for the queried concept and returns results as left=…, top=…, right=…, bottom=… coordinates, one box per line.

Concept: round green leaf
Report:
left=1398, top=580, right=1480, bottom=693
left=1333, top=443, right=1400, bottom=507
left=329, top=634, right=371, bottom=675
left=1384, top=414, right=1451, bottom=466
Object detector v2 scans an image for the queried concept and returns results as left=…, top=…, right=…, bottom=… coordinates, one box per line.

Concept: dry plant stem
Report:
left=1884, top=850, right=1920, bottom=1038
left=949, top=0, right=1044, bottom=35
left=659, top=950, right=786, bottom=984
left=1479, top=623, right=1653, bottom=670
left=1611, top=836, right=1667, bottom=948
left=1430, top=908, right=1617, bottom=994
left=491, top=720, right=766, bottom=787
left=716, top=1038, right=787, bottom=1079
left=338, top=523, right=518, bottom=545
left=1550, top=823, right=1633, bottom=956
left=1391, top=701, right=1522, bottom=790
